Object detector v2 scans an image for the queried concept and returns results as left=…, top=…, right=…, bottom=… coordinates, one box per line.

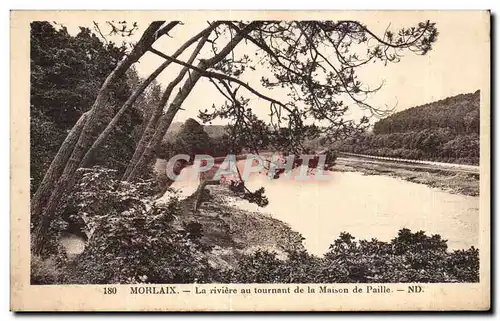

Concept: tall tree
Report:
left=121, top=25, right=217, bottom=180
left=174, top=118, right=212, bottom=157
left=30, top=22, right=132, bottom=192
left=31, top=21, right=180, bottom=254
left=124, top=20, right=437, bottom=182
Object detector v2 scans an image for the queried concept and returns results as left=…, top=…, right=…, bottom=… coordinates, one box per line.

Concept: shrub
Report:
left=40, top=168, right=479, bottom=284
left=228, top=229, right=479, bottom=284
left=444, top=247, right=480, bottom=283
left=53, top=167, right=218, bottom=284
left=31, top=255, right=64, bottom=284
left=228, top=250, right=287, bottom=283
left=33, top=166, right=159, bottom=258
left=320, top=229, right=478, bottom=283
left=69, top=200, right=218, bottom=284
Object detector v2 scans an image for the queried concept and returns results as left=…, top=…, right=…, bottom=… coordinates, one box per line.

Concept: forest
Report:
left=31, top=22, right=159, bottom=193
left=336, top=91, right=480, bottom=165
left=29, top=19, right=479, bottom=284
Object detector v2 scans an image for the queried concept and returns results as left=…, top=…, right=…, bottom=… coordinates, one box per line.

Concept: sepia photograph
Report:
left=10, top=10, right=490, bottom=311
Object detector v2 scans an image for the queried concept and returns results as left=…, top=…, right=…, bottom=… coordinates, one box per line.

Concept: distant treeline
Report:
left=158, top=119, right=239, bottom=160
left=337, top=91, right=480, bottom=165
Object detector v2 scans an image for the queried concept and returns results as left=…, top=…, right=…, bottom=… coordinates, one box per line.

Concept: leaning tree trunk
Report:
left=79, top=62, right=168, bottom=168
left=32, top=21, right=179, bottom=255
left=126, top=22, right=261, bottom=182
left=82, top=24, right=218, bottom=169
left=30, top=112, right=89, bottom=220
left=126, top=106, right=180, bottom=182
left=124, top=68, right=202, bottom=181
left=122, top=26, right=218, bottom=180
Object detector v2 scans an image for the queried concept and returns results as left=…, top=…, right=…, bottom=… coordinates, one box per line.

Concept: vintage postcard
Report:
left=10, top=10, right=490, bottom=311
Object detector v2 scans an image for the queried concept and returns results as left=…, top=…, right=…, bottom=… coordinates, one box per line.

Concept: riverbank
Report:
left=163, top=185, right=479, bottom=283
left=170, top=186, right=305, bottom=269
left=42, top=166, right=478, bottom=285
left=334, top=156, right=479, bottom=196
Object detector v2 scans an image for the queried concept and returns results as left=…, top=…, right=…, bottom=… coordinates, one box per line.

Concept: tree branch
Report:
left=149, top=47, right=295, bottom=115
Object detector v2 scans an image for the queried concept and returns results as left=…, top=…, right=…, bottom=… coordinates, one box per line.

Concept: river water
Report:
left=60, top=162, right=479, bottom=257
left=171, top=163, right=479, bottom=256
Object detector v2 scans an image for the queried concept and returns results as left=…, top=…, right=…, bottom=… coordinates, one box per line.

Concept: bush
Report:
left=320, top=229, right=479, bottom=283
left=69, top=201, right=218, bottom=284
left=50, top=166, right=218, bottom=284
left=31, top=255, right=64, bottom=284
left=227, top=229, right=479, bottom=284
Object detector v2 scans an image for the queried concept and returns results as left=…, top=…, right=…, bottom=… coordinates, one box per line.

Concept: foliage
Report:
left=336, top=91, right=480, bottom=164
left=59, top=166, right=158, bottom=237
left=38, top=222, right=480, bottom=284
left=30, top=108, right=68, bottom=192
left=130, top=74, right=164, bottom=141
left=30, top=21, right=145, bottom=193
left=228, top=182, right=269, bottom=208
left=48, top=167, right=217, bottom=284
left=320, top=229, right=452, bottom=283
left=169, top=118, right=213, bottom=159
left=178, top=228, right=478, bottom=284
left=159, top=119, right=240, bottom=160
left=225, top=249, right=324, bottom=283
left=52, top=174, right=479, bottom=287
left=226, top=228, right=479, bottom=283
left=31, top=20, right=475, bottom=285
left=199, top=20, right=437, bottom=156
left=69, top=201, right=217, bottom=284
left=373, top=91, right=480, bottom=135
left=31, top=255, right=65, bottom=285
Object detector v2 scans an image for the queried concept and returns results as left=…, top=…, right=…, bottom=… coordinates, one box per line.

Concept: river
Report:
left=60, top=161, right=479, bottom=257
left=170, top=162, right=479, bottom=256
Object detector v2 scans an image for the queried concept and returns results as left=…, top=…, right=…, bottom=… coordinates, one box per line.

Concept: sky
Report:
left=54, top=11, right=489, bottom=126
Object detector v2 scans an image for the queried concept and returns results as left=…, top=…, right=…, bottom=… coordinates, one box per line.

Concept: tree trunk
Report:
left=193, top=180, right=220, bottom=212
left=82, top=24, right=217, bottom=168
left=125, top=22, right=261, bottom=181
left=122, top=28, right=216, bottom=180
left=30, top=112, right=89, bottom=220
left=79, top=62, right=167, bottom=168
left=125, top=94, right=188, bottom=181
left=32, top=21, right=179, bottom=255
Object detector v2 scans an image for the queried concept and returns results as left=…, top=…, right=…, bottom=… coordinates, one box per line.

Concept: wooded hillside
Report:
left=337, top=91, right=480, bottom=165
